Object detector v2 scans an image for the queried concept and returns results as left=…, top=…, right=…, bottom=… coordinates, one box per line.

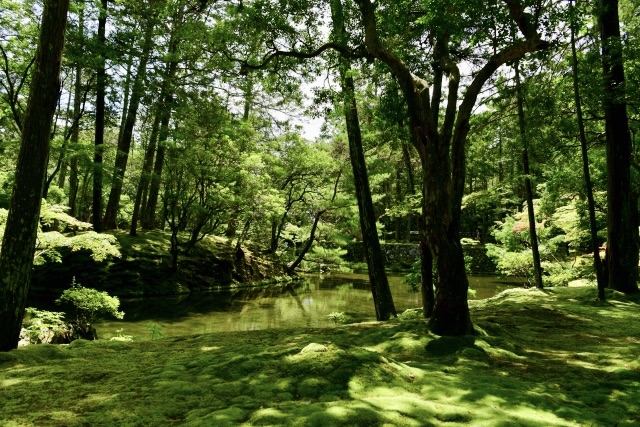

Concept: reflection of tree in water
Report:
left=89, top=273, right=519, bottom=338
left=285, top=285, right=312, bottom=327
left=336, top=283, right=354, bottom=292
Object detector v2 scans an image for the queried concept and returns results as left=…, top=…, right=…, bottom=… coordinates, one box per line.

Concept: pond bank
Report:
left=346, top=241, right=497, bottom=274
left=87, top=273, right=519, bottom=340
left=2, top=286, right=638, bottom=426
left=30, top=230, right=285, bottom=297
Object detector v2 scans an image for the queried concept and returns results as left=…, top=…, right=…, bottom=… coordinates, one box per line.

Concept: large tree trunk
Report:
left=598, top=0, right=639, bottom=293
left=103, top=19, right=155, bottom=229
left=332, top=0, right=396, bottom=320
left=514, top=62, right=543, bottom=289
left=570, top=0, right=606, bottom=298
left=0, top=0, right=69, bottom=351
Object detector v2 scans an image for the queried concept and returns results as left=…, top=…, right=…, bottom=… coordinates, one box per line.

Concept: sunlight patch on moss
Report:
left=184, top=406, right=248, bottom=426
left=0, top=378, right=23, bottom=387
left=1, top=287, right=639, bottom=426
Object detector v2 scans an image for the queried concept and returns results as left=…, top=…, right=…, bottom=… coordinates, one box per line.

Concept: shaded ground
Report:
left=29, top=230, right=284, bottom=297
left=1, top=286, right=638, bottom=426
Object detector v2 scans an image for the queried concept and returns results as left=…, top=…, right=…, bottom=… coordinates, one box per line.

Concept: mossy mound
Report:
left=30, top=230, right=284, bottom=297
left=2, top=286, right=639, bottom=426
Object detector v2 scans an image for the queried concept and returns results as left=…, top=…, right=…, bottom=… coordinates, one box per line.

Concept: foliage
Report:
left=486, top=198, right=596, bottom=286
left=485, top=245, right=535, bottom=285
left=56, top=278, right=124, bottom=325
left=0, top=200, right=121, bottom=264
left=110, top=328, right=134, bottom=342
left=21, top=308, right=67, bottom=345
left=327, top=312, right=352, bottom=324
left=145, top=322, right=165, bottom=340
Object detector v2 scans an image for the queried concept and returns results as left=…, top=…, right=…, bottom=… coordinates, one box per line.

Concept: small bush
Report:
left=327, top=312, right=352, bottom=324
left=56, top=278, right=124, bottom=325
left=145, top=322, right=165, bottom=340
left=22, top=308, right=66, bottom=344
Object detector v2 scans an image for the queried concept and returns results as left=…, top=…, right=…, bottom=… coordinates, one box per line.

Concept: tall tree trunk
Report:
left=570, top=0, right=606, bottom=298
left=141, top=142, right=166, bottom=229
left=103, top=18, right=155, bottom=229
left=140, top=110, right=172, bottom=230
left=68, top=12, right=84, bottom=217
left=132, top=12, right=183, bottom=234
left=93, top=0, right=108, bottom=233
left=514, top=62, right=543, bottom=289
left=0, top=0, right=69, bottom=351
left=56, top=83, right=73, bottom=189
left=141, top=82, right=177, bottom=229
left=225, top=76, right=254, bottom=238
left=331, top=0, right=396, bottom=320
left=130, top=107, right=161, bottom=236
left=118, top=59, right=133, bottom=145
left=598, top=0, right=639, bottom=293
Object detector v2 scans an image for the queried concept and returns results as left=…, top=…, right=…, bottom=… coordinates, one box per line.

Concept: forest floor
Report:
left=1, top=286, right=638, bottom=426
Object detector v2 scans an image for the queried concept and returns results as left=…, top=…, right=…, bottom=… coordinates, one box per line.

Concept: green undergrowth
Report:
left=30, top=230, right=284, bottom=297
left=1, top=286, right=639, bottom=426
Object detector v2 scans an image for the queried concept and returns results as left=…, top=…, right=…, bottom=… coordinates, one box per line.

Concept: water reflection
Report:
left=94, top=273, right=520, bottom=340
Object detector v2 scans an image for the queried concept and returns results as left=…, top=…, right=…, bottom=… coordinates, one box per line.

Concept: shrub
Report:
left=327, top=312, right=352, bottom=324
left=22, top=308, right=67, bottom=344
left=56, top=278, right=124, bottom=325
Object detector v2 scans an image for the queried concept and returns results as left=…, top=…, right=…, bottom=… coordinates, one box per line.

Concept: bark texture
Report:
left=0, top=0, right=69, bottom=351
left=570, top=0, right=606, bottom=298
left=598, top=0, right=639, bottom=293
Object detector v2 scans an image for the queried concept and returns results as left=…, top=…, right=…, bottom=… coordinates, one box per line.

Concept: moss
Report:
left=2, top=287, right=639, bottom=426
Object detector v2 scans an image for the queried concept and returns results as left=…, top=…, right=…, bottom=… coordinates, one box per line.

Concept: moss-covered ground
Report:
left=1, top=286, right=638, bottom=426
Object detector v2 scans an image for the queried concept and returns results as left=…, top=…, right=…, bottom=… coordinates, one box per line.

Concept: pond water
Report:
left=93, top=273, right=522, bottom=341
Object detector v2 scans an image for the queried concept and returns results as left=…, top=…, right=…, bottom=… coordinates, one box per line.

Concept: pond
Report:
left=93, top=273, right=521, bottom=341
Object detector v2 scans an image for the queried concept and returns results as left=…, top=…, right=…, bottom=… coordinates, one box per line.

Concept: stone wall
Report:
left=346, top=242, right=496, bottom=274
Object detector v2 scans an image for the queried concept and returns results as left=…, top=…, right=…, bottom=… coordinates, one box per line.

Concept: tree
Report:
left=514, top=62, right=543, bottom=289
left=569, top=0, right=606, bottom=298
left=0, top=0, right=70, bottom=351
left=93, top=0, right=108, bottom=232
left=330, top=0, right=396, bottom=320
left=103, top=4, right=157, bottom=229
left=597, top=0, right=639, bottom=293
left=354, top=0, right=549, bottom=335
left=131, top=5, right=183, bottom=236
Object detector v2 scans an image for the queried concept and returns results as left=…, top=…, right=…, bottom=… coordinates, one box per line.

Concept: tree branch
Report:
left=229, top=42, right=369, bottom=72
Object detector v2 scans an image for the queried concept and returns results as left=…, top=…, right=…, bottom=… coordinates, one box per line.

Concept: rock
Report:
left=300, top=343, right=328, bottom=354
